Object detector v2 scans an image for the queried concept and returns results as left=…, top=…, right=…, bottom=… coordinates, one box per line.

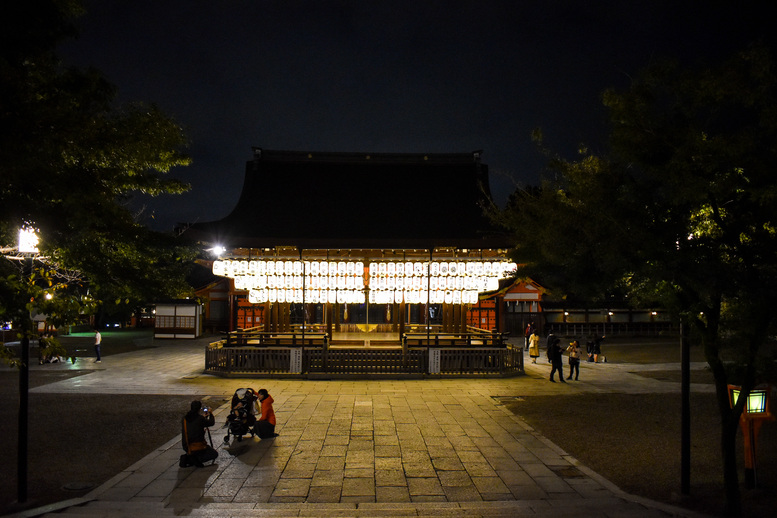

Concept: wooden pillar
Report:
left=442, top=303, right=451, bottom=333
left=335, top=302, right=341, bottom=332
left=270, top=302, right=279, bottom=332
left=398, top=302, right=406, bottom=338
left=496, top=295, right=505, bottom=332
left=229, top=294, right=236, bottom=332
left=282, top=303, right=290, bottom=332
left=326, top=303, right=333, bottom=338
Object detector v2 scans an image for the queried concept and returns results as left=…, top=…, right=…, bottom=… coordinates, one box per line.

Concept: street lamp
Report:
left=16, top=226, right=38, bottom=504
left=17, top=227, right=39, bottom=254
left=728, top=384, right=774, bottom=488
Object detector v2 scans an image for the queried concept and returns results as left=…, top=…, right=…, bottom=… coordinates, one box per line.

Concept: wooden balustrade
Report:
left=205, top=336, right=522, bottom=378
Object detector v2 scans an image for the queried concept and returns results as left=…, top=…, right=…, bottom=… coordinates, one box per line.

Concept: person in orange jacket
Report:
left=255, top=388, right=278, bottom=439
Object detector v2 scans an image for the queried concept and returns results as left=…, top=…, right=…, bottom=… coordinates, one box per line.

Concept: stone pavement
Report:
left=13, top=336, right=713, bottom=517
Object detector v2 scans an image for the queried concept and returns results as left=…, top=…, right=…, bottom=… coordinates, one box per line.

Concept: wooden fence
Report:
left=205, top=339, right=523, bottom=378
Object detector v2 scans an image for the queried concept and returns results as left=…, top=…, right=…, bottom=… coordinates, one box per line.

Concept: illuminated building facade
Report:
left=185, top=149, right=532, bottom=341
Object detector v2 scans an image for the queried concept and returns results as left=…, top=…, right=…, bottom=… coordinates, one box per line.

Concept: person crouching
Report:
left=181, top=401, right=218, bottom=467
left=255, top=388, right=278, bottom=439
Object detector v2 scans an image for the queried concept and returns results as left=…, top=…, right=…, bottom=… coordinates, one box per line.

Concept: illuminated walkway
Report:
left=21, top=335, right=711, bottom=517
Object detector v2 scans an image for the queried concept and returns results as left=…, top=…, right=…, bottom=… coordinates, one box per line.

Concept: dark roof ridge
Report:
left=251, top=147, right=484, bottom=165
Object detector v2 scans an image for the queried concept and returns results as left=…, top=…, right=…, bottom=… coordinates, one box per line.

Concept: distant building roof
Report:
left=183, top=148, right=510, bottom=250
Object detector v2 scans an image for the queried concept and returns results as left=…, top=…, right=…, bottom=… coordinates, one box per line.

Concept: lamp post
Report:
left=16, top=227, right=39, bottom=504
left=728, top=384, right=774, bottom=488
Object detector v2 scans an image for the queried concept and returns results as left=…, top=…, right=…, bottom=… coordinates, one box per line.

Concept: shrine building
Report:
left=183, top=149, right=540, bottom=377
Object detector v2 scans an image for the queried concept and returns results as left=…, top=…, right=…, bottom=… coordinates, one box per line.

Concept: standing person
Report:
left=180, top=401, right=218, bottom=468
left=93, top=329, right=102, bottom=363
left=586, top=338, right=595, bottom=362
left=524, top=321, right=535, bottom=350
left=255, top=388, right=278, bottom=439
left=545, top=329, right=557, bottom=362
left=566, top=340, right=582, bottom=380
left=528, top=330, right=540, bottom=363
left=593, top=335, right=605, bottom=363
left=548, top=337, right=566, bottom=383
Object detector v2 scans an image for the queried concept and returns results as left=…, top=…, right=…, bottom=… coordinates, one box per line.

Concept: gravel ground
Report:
left=506, top=341, right=777, bottom=518
left=1, top=336, right=775, bottom=517
left=1, top=335, right=222, bottom=515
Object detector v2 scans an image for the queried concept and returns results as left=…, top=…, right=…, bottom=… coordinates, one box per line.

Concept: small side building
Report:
left=154, top=300, right=203, bottom=339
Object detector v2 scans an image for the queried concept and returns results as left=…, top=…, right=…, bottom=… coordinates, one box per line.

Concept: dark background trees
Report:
left=498, top=46, right=777, bottom=515
left=1, top=0, right=195, bottom=339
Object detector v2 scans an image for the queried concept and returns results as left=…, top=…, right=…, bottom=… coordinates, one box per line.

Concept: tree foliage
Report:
left=499, top=45, right=777, bottom=515
left=1, top=1, right=195, bottom=348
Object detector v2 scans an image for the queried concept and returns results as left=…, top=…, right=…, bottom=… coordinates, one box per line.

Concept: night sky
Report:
left=58, top=1, right=772, bottom=232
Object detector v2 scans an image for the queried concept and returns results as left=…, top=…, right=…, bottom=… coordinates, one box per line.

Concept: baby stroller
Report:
left=223, top=387, right=258, bottom=443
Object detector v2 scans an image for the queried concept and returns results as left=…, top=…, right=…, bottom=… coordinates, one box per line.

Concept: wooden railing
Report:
left=224, top=330, right=327, bottom=347
left=404, top=329, right=507, bottom=348
left=307, top=348, right=426, bottom=375
left=205, top=336, right=522, bottom=378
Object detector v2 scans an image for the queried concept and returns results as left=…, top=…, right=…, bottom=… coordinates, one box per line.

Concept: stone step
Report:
left=39, top=497, right=684, bottom=518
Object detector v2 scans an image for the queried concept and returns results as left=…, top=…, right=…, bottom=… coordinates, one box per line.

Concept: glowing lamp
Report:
left=730, top=387, right=770, bottom=415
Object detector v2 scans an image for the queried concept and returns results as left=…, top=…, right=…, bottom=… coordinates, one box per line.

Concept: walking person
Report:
left=94, top=328, right=102, bottom=363
left=528, top=330, right=540, bottom=363
left=566, top=340, right=582, bottom=380
left=548, top=336, right=566, bottom=383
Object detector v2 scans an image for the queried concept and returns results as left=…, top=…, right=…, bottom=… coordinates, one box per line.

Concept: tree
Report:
left=498, top=45, right=777, bottom=516
left=0, top=0, right=195, bottom=343
left=1, top=1, right=196, bottom=503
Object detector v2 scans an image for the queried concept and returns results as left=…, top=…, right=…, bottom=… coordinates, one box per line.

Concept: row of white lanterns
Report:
left=233, top=273, right=498, bottom=292
left=214, top=259, right=516, bottom=279
left=217, top=259, right=517, bottom=306
left=248, top=288, right=365, bottom=305
left=246, top=288, right=481, bottom=305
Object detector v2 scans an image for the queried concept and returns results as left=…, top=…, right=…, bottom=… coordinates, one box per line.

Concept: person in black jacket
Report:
left=548, top=337, right=566, bottom=383
left=180, top=401, right=218, bottom=468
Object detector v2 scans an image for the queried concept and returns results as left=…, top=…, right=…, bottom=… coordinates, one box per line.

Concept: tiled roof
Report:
left=184, top=149, right=510, bottom=250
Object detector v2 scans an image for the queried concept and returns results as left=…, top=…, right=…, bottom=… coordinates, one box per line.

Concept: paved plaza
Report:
left=14, top=336, right=712, bottom=517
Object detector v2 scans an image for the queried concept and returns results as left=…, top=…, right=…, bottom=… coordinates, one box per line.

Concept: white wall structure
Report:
left=154, top=301, right=202, bottom=339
